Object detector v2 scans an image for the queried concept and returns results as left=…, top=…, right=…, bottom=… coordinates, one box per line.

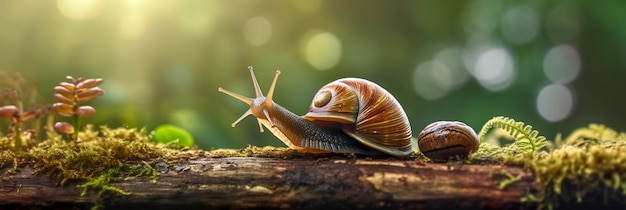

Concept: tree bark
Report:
left=0, top=157, right=536, bottom=209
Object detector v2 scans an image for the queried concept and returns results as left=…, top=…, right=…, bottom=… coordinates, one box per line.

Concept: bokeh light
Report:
left=302, top=32, right=342, bottom=71
left=434, top=48, right=470, bottom=89
left=413, top=48, right=471, bottom=101
left=243, top=16, right=272, bottom=46
left=500, top=5, right=539, bottom=45
left=543, top=44, right=581, bottom=84
left=536, top=84, right=575, bottom=122
left=473, top=48, right=516, bottom=91
left=413, top=61, right=450, bottom=100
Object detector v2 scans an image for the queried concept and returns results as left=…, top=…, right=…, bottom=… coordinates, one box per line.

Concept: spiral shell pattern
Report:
left=303, top=78, right=413, bottom=156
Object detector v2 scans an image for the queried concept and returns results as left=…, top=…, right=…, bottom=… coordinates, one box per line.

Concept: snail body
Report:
left=417, top=121, right=479, bottom=160
left=218, top=67, right=413, bottom=157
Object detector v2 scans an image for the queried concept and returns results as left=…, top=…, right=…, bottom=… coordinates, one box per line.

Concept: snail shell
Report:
left=303, top=78, right=413, bottom=156
left=417, top=121, right=479, bottom=160
left=218, top=67, right=413, bottom=157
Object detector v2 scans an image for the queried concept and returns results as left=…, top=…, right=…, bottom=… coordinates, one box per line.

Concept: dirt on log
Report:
left=0, top=157, right=536, bottom=209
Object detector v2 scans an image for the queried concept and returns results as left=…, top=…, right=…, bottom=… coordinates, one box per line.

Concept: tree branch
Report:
left=1, top=157, right=536, bottom=209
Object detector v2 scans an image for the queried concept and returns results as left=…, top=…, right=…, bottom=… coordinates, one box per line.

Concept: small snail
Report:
left=417, top=121, right=479, bottom=160
left=218, top=67, right=413, bottom=157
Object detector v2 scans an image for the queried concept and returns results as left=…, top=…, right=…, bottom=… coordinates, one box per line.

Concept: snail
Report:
left=417, top=121, right=479, bottom=160
left=218, top=67, right=413, bottom=157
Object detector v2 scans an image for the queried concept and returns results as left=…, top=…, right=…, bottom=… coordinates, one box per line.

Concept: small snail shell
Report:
left=417, top=121, right=479, bottom=160
left=218, top=67, right=413, bottom=157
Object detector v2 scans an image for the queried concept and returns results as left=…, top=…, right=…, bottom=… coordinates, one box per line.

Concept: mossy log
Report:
left=1, top=157, right=535, bottom=209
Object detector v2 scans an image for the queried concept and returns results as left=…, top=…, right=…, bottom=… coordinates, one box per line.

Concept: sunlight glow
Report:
left=57, top=0, right=100, bottom=20
left=243, top=16, right=272, bottom=46
left=303, top=32, right=342, bottom=71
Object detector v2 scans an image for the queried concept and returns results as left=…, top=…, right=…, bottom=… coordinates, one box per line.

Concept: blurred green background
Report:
left=1, top=0, right=625, bottom=150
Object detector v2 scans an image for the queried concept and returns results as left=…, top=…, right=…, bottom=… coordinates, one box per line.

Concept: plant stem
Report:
left=73, top=114, right=80, bottom=142
left=13, top=119, right=22, bottom=151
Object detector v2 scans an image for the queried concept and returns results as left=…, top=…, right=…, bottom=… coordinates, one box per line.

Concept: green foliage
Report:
left=78, top=169, right=131, bottom=197
left=78, top=169, right=131, bottom=210
left=128, top=161, right=160, bottom=183
left=0, top=137, right=11, bottom=166
left=525, top=124, right=626, bottom=209
left=153, top=124, right=195, bottom=147
left=475, top=116, right=547, bottom=162
left=473, top=117, right=626, bottom=208
left=560, top=123, right=626, bottom=146
left=499, top=172, right=522, bottom=190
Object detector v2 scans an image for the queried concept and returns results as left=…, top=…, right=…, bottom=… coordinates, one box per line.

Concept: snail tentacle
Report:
left=218, top=66, right=281, bottom=132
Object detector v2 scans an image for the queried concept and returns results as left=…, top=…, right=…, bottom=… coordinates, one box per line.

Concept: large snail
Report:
left=218, top=67, right=413, bottom=157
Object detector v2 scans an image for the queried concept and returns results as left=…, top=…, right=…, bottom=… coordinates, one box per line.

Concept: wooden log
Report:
left=0, top=157, right=536, bottom=209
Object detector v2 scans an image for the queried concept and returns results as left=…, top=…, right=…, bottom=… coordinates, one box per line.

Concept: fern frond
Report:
left=477, top=116, right=547, bottom=155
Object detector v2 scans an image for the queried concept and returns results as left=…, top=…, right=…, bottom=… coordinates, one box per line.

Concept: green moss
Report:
left=14, top=124, right=202, bottom=208
left=27, top=125, right=175, bottom=184
left=0, top=137, right=13, bottom=168
left=473, top=117, right=626, bottom=209
left=78, top=169, right=131, bottom=197
left=523, top=124, right=626, bottom=209
left=77, top=169, right=131, bottom=210
left=499, top=172, right=522, bottom=190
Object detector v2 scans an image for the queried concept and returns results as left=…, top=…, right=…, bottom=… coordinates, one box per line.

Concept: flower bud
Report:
left=76, top=106, right=95, bottom=117
left=76, top=94, right=97, bottom=103
left=76, top=78, right=104, bottom=90
left=0, top=105, right=18, bottom=118
left=54, top=86, right=73, bottom=98
left=54, top=93, right=75, bottom=105
left=52, top=103, right=74, bottom=117
left=77, top=87, right=105, bottom=98
left=59, top=82, right=76, bottom=91
left=55, top=122, right=75, bottom=134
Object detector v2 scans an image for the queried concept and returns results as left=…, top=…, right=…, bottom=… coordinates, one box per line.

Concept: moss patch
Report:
left=473, top=119, right=626, bottom=209
left=27, top=125, right=176, bottom=184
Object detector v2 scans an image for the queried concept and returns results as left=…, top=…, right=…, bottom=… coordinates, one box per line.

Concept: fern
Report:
left=477, top=116, right=547, bottom=155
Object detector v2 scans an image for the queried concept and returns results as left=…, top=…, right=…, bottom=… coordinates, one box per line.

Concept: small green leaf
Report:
left=153, top=124, right=194, bottom=147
